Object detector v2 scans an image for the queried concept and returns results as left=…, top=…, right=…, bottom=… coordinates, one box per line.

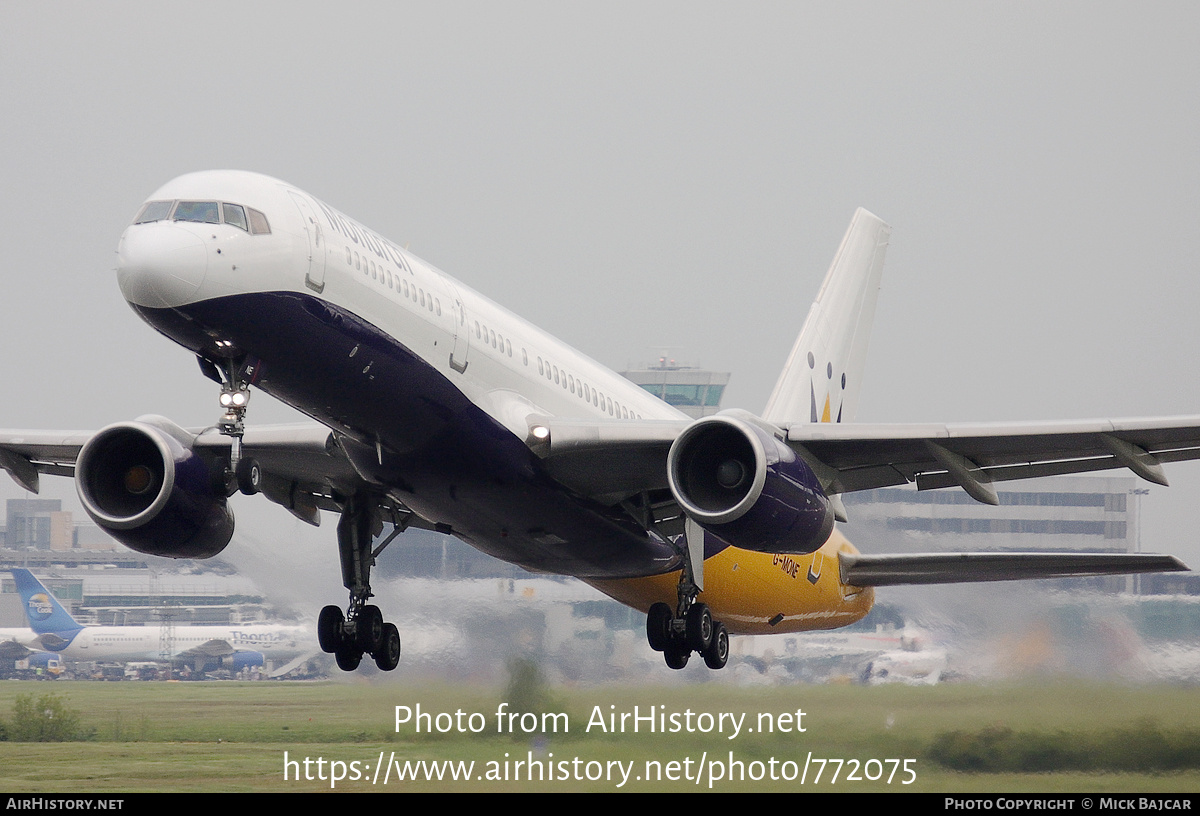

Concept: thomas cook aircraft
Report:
left=0, top=171, right=1191, bottom=673
left=7, top=569, right=311, bottom=672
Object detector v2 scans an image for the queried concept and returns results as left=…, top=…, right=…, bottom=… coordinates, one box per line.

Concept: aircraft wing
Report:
left=0, top=639, right=37, bottom=660
left=525, top=414, right=1200, bottom=508
left=0, top=422, right=435, bottom=530
left=525, top=417, right=688, bottom=503
left=8, top=412, right=1200, bottom=533
left=785, top=415, right=1200, bottom=503
left=192, top=424, right=363, bottom=526
left=0, top=431, right=93, bottom=491
left=179, top=639, right=237, bottom=659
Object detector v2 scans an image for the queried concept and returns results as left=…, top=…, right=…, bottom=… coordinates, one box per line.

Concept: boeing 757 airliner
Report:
left=0, top=171, right=1192, bottom=672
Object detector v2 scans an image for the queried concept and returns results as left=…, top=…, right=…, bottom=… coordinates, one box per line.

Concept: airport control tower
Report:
left=620, top=357, right=730, bottom=418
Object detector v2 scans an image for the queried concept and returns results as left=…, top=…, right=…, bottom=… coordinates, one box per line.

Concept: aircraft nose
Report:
left=117, top=222, right=209, bottom=308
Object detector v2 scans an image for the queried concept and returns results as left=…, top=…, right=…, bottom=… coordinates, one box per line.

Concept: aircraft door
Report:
left=443, top=280, right=470, bottom=374
left=288, top=191, right=327, bottom=294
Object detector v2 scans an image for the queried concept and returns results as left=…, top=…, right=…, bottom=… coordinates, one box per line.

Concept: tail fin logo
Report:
left=808, top=353, right=846, bottom=424
left=27, top=593, right=54, bottom=622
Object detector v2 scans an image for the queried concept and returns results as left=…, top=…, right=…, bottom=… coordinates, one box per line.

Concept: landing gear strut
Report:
left=208, top=354, right=260, bottom=497
left=317, top=491, right=403, bottom=672
left=645, top=520, right=730, bottom=671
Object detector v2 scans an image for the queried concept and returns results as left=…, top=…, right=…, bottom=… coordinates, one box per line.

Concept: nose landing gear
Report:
left=204, top=353, right=260, bottom=497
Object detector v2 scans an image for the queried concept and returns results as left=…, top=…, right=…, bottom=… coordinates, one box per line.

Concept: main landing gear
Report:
left=645, top=522, right=730, bottom=671
left=647, top=601, right=729, bottom=671
left=317, top=491, right=403, bottom=672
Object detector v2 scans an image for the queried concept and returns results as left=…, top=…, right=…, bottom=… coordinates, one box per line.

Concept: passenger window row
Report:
left=532, top=353, right=640, bottom=419
left=345, top=247, right=442, bottom=318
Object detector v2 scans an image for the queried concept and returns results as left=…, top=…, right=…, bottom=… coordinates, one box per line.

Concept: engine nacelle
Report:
left=667, top=412, right=834, bottom=554
left=75, top=416, right=234, bottom=558
left=229, top=651, right=264, bottom=671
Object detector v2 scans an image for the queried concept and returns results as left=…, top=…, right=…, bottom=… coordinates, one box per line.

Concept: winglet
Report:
left=763, top=209, right=891, bottom=425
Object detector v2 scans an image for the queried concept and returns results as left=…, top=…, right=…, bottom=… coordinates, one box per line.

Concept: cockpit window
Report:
left=247, top=208, right=271, bottom=235
left=222, top=203, right=248, bottom=231
left=133, top=201, right=173, bottom=224
left=173, top=201, right=221, bottom=224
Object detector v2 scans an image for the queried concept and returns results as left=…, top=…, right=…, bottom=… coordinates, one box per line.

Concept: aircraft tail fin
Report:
left=10, top=569, right=84, bottom=635
left=762, top=208, right=891, bottom=425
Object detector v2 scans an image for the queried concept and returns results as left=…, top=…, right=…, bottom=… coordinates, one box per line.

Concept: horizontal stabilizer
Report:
left=839, top=551, right=1188, bottom=587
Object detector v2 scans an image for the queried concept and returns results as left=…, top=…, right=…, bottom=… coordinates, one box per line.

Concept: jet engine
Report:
left=229, top=651, right=264, bottom=671
left=75, top=416, right=234, bottom=558
left=666, top=412, right=834, bottom=554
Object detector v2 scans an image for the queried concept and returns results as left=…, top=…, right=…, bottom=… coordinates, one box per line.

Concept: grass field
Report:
left=0, top=679, right=1197, bottom=792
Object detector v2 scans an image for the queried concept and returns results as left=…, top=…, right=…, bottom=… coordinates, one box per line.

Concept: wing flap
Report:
left=0, top=431, right=93, bottom=491
left=839, top=551, right=1189, bottom=587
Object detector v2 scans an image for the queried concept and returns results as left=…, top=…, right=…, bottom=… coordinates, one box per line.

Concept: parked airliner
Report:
left=0, top=171, right=1192, bottom=673
left=9, top=569, right=312, bottom=672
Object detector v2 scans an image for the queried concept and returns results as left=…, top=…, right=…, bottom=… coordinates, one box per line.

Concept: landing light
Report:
left=219, top=390, right=250, bottom=408
left=531, top=426, right=550, bottom=440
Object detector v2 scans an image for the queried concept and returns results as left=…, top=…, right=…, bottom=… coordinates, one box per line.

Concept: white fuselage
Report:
left=36, top=623, right=311, bottom=664
left=118, top=170, right=685, bottom=440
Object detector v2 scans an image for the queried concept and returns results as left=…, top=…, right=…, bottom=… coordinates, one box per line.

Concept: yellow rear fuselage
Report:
left=587, top=528, right=873, bottom=635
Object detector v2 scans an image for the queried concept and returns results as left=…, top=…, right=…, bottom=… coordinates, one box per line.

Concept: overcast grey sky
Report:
left=2, top=2, right=1199, bottom=582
